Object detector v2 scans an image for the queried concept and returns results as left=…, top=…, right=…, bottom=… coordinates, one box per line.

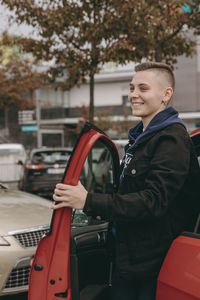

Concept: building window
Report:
left=122, top=95, right=130, bottom=107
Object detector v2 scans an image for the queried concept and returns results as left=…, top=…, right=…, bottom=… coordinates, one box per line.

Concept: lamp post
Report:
left=35, top=89, right=42, bottom=148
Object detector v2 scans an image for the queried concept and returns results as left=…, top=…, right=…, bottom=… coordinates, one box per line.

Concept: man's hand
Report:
left=51, top=181, right=88, bottom=210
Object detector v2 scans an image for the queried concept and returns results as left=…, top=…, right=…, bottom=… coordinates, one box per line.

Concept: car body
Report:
left=0, top=185, right=52, bottom=296
left=21, top=147, right=72, bottom=196
left=0, top=143, right=27, bottom=189
left=28, top=123, right=200, bottom=300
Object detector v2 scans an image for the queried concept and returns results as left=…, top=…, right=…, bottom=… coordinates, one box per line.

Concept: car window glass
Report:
left=191, top=136, right=200, bottom=233
left=194, top=155, right=200, bottom=233
left=32, top=151, right=71, bottom=164
left=72, top=139, right=115, bottom=227
left=113, top=140, right=128, bottom=161
left=0, top=149, right=22, bottom=155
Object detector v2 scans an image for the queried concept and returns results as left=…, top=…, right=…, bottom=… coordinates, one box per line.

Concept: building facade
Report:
left=1, top=37, right=200, bottom=148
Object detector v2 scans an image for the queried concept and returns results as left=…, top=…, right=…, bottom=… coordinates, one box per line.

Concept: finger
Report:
left=54, top=186, right=73, bottom=196
left=53, top=194, right=69, bottom=202
left=56, top=183, right=71, bottom=190
left=54, top=188, right=66, bottom=196
left=51, top=202, right=69, bottom=210
left=54, top=188, right=60, bottom=196
left=30, top=258, right=34, bottom=267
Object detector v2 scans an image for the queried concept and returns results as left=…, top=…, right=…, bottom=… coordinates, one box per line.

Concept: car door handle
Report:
left=74, top=231, right=106, bottom=249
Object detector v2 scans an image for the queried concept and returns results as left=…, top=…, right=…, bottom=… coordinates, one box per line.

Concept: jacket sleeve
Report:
left=83, top=132, right=191, bottom=222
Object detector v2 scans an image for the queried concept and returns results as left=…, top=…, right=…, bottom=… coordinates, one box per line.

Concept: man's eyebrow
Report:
left=129, top=82, right=149, bottom=87
left=138, top=82, right=149, bottom=86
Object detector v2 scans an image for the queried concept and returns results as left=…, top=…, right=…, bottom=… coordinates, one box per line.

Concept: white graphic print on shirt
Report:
left=120, top=152, right=133, bottom=181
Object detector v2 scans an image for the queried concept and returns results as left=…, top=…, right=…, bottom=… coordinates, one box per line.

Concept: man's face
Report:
left=128, top=70, right=169, bottom=126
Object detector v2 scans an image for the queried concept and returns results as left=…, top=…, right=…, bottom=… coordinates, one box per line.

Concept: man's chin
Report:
left=132, top=110, right=144, bottom=118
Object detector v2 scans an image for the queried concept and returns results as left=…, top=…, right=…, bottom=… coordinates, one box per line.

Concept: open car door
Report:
left=28, top=122, right=120, bottom=300
left=156, top=128, right=200, bottom=300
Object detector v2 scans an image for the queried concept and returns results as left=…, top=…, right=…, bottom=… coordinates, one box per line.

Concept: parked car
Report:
left=0, top=184, right=52, bottom=297
left=21, top=147, right=72, bottom=196
left=0, top=143, right=27, bottom=189
left=28, top=123, right=200, bottom=300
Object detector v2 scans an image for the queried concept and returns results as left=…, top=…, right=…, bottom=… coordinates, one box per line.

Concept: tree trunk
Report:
left=155, top=46, right=162, bottom=62
left=89, top=72, right=94, bottom=123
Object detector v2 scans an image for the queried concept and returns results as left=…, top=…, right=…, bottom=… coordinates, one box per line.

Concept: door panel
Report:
left=28, top=122, right=120, bottom=300
left=157, top=234, right=200, bottom=300
left=70, top=223, right=110, bottom=300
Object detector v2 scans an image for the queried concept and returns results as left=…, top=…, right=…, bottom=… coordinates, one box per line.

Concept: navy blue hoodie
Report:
left=120, top=106, right=185, bottom=181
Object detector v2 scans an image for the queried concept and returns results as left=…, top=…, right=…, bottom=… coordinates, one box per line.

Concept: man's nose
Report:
left=129, top=89, right=139, bottom=99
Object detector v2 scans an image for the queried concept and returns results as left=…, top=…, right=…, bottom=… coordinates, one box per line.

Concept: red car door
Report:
left=156, top=128, right=200, bottom=300
left=28, top=122, right=120, bottom=300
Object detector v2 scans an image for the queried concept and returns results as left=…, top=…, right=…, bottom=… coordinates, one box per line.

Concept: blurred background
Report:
left=0, top=1, right=199, bottom=299
left=0, top=1, right=199, bottom=151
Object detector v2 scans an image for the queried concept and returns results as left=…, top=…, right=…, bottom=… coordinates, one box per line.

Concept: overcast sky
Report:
left=0, top=4, right=34, bottom=36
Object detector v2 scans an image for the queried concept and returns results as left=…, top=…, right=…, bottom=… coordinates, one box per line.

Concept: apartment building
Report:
left=1, top=37, right=200, bottom=148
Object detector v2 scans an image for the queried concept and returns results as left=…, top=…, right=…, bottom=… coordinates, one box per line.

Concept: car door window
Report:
left=72, top=139, right=115, bottom=227
left=189, top=130, right=200, bottom=233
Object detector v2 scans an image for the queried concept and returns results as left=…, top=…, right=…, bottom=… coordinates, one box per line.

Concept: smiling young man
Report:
left=129, top=63, right=174, bottom=129
left=52, top=62, right=200, bottom=300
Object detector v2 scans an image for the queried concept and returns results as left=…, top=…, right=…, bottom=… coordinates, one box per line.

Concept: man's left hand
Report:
left=51, top=181, right=88, bottom=210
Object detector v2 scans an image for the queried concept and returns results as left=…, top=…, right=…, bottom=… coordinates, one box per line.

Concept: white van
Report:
left=0, top=143, right=27, bottom=188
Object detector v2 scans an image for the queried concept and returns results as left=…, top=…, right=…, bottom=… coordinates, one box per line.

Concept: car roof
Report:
left=189, top=128, right=200, bottom=138
left=31, top=147, right=72, bottom=153
left=0, top=143, right=25, bottom=150
left=112, top=139, right=128, bottom=145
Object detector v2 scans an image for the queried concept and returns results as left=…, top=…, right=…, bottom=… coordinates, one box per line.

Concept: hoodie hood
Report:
left=127, top=106, right=185, bottom=153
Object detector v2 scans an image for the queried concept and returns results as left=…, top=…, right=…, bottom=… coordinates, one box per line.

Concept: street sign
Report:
left=21, top=125, right=38, bottom=132
left=18, top=110, right=35, bottom=124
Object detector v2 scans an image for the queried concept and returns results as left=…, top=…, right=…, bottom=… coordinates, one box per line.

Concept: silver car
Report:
left=0, top=183, right=51, bottom=296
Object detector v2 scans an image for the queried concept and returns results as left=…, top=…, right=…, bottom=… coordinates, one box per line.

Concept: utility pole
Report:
left=35, top=89, right=42, bottom=148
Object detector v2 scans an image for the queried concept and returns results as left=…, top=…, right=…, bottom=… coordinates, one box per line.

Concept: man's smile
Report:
left=132, top=102, right=144, bottom=106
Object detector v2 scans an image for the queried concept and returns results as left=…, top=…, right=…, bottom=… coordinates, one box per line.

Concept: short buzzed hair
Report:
left=135, top=62, right=175, bottom=90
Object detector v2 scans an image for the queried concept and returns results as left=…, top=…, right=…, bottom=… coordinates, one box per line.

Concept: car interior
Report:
left=70, top=139, right=118, bottom=300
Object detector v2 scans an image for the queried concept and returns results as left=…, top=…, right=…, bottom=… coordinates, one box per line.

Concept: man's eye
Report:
left=140, top=87, right=148, bottom=91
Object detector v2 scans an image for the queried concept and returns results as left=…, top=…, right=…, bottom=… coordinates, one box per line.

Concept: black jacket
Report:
left=83, top=123, right=200, bottom=279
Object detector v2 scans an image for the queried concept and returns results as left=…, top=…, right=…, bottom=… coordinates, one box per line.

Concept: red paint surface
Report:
left=156, top=235, right=200, bottom=300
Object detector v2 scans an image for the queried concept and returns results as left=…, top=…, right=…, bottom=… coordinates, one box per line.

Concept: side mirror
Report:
left=17, top=160, right=24, bottom=166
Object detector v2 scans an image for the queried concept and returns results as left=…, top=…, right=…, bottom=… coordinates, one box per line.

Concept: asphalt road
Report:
left=1, top=292, right=28, bottom=300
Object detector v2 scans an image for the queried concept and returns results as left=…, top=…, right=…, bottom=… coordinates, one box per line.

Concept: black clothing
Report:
left=111, top=271, right=157, bottom=300
left=83, top=109, right=200, bottom=280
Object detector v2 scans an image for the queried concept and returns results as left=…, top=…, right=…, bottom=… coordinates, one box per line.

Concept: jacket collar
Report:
left=127, top=106, right=185, bottom=153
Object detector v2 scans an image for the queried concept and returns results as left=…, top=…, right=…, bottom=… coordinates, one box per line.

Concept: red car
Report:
left=28, top=123, right=200, bottom=300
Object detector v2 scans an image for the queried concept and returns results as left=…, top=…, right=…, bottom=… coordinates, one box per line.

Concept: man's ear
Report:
left=164, top=87, right=173, bottom=102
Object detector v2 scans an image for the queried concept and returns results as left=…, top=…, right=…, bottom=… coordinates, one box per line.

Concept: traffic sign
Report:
left=21, top=125, right=38, bottom=132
